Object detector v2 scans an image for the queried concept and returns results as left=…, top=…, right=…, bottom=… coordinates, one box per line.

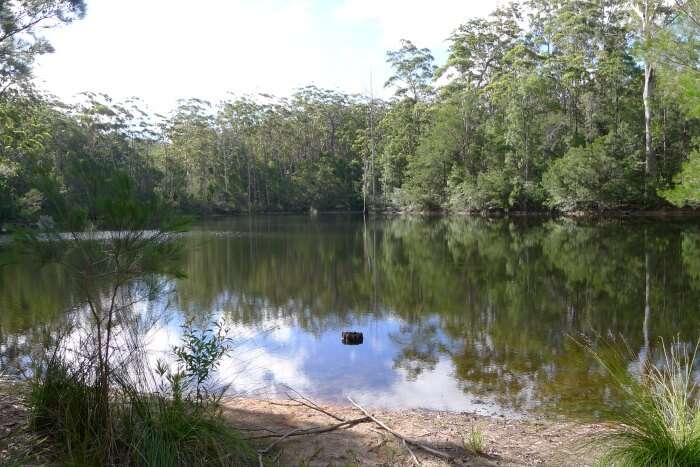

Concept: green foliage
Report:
left=463, top=425, right=486, bottom=455
left=121, top=396, right=257, bottom=467
left=449, top=167, right=518, bottom=212
left=586, top=339, right=700, bottom=467
left=30, top=361, right=104, bottom=464
left=660, top=150, right=700, bottom=207
left=30, top=344, right=258, bottom=467
left=172, top=321, right=233, bottom=403
left=543, top=137, right=642, bottom=211
left=385, top=39, right=436, bottom=101
left=0, top=0, right=86, bottom=89
left=4, top=0, right=700, bottom=221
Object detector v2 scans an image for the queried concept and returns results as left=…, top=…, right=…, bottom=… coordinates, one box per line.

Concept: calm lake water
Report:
left=2, top=215, right=700, bottom=419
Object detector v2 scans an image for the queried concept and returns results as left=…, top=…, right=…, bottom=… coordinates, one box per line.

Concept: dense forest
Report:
left=3, top=0, right=700, bottom=224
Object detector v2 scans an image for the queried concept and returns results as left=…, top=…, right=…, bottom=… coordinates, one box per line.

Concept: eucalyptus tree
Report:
left=656, top=0, right=700, bottom=205
left=403, top=4, right=523, bottom=210
left=165, top=99, right=218, bottom=207
left=384, top=39, right=436, bottom=103
left=380, top=39, right=436, bottom=201
left=628, top=0, right=671, bottom=180
left=0, top=91, right=52, bottom=221
left=0, top=0, right=86, bottom=92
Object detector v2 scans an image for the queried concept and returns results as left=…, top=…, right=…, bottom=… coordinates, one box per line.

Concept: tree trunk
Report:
left=643, top=62, right=656, bottom=179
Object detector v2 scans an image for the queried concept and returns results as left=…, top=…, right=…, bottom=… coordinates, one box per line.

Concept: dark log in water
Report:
left=341, top=332, right=363, bottom=345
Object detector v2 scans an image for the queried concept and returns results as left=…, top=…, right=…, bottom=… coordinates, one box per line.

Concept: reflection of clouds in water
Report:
left=137, top=316, right=313, bottom=396
left=269, top=325, right=292, bottom=344
left=0, top=295, right=534, bottom=418
left=349, top=358, right=523, bottom=418
left=220, top=343, right=311, bottom=396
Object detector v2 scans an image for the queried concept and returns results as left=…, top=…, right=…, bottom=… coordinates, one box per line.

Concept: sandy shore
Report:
left=0, top=380, right=604, bottom=466
left=223, top=398, right=604, bottom=466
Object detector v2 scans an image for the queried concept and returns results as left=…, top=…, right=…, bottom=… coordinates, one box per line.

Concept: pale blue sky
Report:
left=34, top=0, right=501, bottom=112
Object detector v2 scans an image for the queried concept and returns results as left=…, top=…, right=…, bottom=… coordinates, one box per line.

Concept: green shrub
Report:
left=464, top=424, right=486, bottom=455
left=543, top=137, right=641, bottom=212
left=660, top=149, right=700, bottom=208
left=448, top=166, right=545, bottom=212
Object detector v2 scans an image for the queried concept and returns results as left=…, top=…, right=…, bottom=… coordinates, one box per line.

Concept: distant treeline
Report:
left=3, top=0, right=700, bottom=224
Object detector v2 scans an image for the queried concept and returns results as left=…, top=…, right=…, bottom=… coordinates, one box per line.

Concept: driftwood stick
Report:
left=254, top=416, right=372, bottom=461
left=404, top=438, right=422, bottom=466
left=247, top=416, right=371, bottom=441
left=285, top=390, right=345, bottom=422
left=236, top=424, right=284, bottom=435
left=259, top=426, right=309, bottom=454
left=347, top=396, right=454, bottom=462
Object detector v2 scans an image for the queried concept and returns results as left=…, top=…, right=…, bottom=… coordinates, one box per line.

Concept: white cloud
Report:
left=335, top=0, right=502, bottom=50
left=34, top=0, right=318, bottom=111
left=32, top=0, right=504, bottom=112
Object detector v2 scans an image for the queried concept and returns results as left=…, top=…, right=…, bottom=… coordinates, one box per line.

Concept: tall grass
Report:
left=31, top=358, right=127, bottom=465
left=29, top=322, right=260, bottom=467
left=120, top=390, right=257, bottom=467
left=587, top=338, right=700, bottom=466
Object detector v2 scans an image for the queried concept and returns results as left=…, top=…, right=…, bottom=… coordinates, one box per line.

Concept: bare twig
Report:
left=285, top=391, right=345, bottom=422
left=247, top=416, right=371, bottom=441
left=281, top=385, right=346, bottom=422
left=404, top=438, right=422, bottom=466
left=236, top=425, right=284, bottom=435
left=347, top=396, right=455, bottom=462
left=259, top=427, right=309, bottom=454
left=266, top=401, right=302, bottom=408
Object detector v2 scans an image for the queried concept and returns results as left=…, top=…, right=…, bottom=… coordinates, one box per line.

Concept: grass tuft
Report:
left=122, top=395, right=257, bottom=467
left=464, top=424, right=486, bottom=455
left=586, top=338, right=700, bottom=467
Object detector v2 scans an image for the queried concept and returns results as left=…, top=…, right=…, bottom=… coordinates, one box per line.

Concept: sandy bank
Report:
left=223, top=398, right=603, bottom=466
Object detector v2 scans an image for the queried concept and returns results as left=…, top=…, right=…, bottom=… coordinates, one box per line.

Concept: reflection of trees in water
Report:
left=389, top=321, right=447, bottom=380
left=3, top=217, right=700, bottom=414
left=169, top=217, right=700, bottom=413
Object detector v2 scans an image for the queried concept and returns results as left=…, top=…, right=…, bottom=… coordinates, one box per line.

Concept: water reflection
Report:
left=2, top=216, right=700, bottom=418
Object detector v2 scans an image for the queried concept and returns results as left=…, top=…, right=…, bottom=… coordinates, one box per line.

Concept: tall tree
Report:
left=629, top=0, right=667, bottom=179
left=0, top=0, right=86, bottom=92
left=384, top=39, right=436, bottom=103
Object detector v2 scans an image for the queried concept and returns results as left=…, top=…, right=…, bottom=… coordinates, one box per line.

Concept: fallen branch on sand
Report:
left=247, top=416, right=371, bottom=442
left=347, top=396, right=455, bottom=463
left=243, top=392, right=459, bottom=465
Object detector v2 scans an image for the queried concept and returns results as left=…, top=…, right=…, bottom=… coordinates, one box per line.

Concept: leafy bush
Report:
left=543, top=137, right=641, bottom=212
left=660, top=149, right=700, bottom=208
left=448, top=166, right=546, bottom=212
left=172, top=321, right=233, bottom=404
left=399, top=152, right=448, bottom=210
left=449, top=168, right=513, bottom=211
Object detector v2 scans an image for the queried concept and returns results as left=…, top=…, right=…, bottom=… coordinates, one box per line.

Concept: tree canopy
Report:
left=3, top=0, right=700, bottom=224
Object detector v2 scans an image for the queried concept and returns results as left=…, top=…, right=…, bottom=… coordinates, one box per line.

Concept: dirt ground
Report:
left=224, top=398, right=604, bottom=467
left=0, top=383, right=603, bottom=466
left=0, top=380, right=54, bottom=466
